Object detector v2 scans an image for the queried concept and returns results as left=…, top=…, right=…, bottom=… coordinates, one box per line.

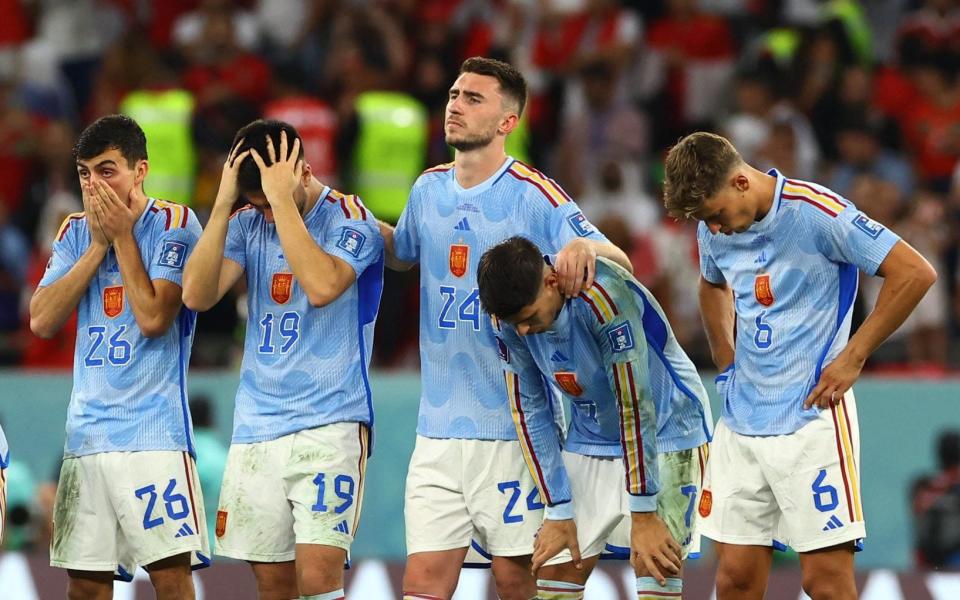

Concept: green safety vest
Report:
left=120, top=89, right=196, bottom=206
left=352, top=91, right=428, bottom=224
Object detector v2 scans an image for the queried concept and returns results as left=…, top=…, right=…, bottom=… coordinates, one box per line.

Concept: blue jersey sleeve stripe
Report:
left=506, top=371, right=554, bottom=505
left=814, top=263, right=858, bottom=381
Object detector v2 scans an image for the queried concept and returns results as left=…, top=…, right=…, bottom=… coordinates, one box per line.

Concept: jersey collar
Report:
left=451, top=156, right=515, bottom=196
left=750, top=169, right=786, bottom=233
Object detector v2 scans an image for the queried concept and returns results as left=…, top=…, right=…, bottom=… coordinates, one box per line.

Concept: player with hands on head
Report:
left=30, top=114, right=208, bottom=600
left=478, top=236, right=712, bottom=600
left=182, top=119, right=384, bottom=600
left=665, top=131, right=937, bottom=600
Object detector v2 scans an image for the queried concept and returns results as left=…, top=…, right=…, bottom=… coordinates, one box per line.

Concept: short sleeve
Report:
left=812, top=204, right=901, bottom=275
left=321, top=196, right=384, bottom=276
left=697, top=222, right=725, bottom=284
left=39, top=217, right=82, bottom=287
left=224, top=210, right=248, bottom=270
left=527, top=189, right=609, bottom=254
left=148, top=209, right=203, bottom=286
left=393, top=183, right=421, bottom=263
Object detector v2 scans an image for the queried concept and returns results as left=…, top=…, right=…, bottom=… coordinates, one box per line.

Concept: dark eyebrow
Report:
left=77, top=159, right=119, bottom=169
left=463, top=91, right=484, bottom=101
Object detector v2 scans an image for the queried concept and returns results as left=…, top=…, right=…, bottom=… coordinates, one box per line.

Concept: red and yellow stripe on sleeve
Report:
left=612, top=361, right=647, bottom=495
left=781, top=180, right=847, bottom=217
left=504, top=371, right=553, bottom=505
left=507, top=161, right=571, bottom=207
left=327, top=189, right=368, bottom=220
left=56, top=212, right=85, bottom=241
left=578, top=282, right=619, bottom=324
left=154, top=200, right=190, bottom=230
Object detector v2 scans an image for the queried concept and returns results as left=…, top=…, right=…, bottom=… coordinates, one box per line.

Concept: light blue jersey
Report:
left=393, top=158, right=608, bottom=440
left=0, top=424, right=7, bottom=468
left=496, top=258, right=712, bottom=515
left=699, top=170, right=900, bottom=436
left=224, top=188, right=384, bottom=444
left=40, top=200, right=202, bottom=457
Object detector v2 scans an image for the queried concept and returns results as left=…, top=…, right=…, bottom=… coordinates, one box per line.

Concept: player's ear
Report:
left=545, top=269, right=559, bottom=290
left=300, top=160, right=312, bottom=186
left=733, top=171, right=749, bottom=192
left=498, top=112, right=519, bottom=136
left=134, top=159, right=149, bottom=188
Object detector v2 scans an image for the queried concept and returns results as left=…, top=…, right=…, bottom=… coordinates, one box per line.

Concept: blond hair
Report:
left=663, top=132, right=743, bottom=219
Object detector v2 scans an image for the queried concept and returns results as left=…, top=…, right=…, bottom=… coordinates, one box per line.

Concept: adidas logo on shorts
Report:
left=333, top=520, right=350, bottom=535
left=822, top=515, right=844, bottom=531
left=174, top=523, right=195, bottom=538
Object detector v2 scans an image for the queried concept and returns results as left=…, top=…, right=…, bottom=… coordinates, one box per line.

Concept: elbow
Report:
left=920, top=261, right=938, bottom=289
left=306, top=289, right=337, bottom=308
left=138, top=317, right=172, bottom=338
left=29, top=317, right=56, bottom=339
left=181, top=286, right=214, bottom=312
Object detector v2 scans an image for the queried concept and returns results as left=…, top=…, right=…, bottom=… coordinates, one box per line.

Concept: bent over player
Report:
left=182, top=120, right=383, bottom=600
left=30, top=115, right=207, bottom=600
left=664, top=131, right=936, bottom=600
left=478, top=237, right=712, bottom=600
left=380, top=57, right=632, bottom=600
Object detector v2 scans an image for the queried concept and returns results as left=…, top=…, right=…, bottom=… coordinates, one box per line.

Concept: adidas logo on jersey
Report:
left=332, top=520, right=350, bottom=535
left=550, top=351, right=569, bottom=362
left=755, top=251, right=768, bottom=264
left=822, top=515, right=844, bottom=531
left=454, top=217, right=471, bottom=231
left=174, top=523, right=195, bottom=538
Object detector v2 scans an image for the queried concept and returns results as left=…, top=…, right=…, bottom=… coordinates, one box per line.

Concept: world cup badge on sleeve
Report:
left=554, top=371, right=584, bottom=397
left=271, top=273, right=293, bottom=304
left=103, top=286, right=124, bottom=318
left=754, top=274, right=775, bottom=307
left=449, top=243, right=469, bottom=278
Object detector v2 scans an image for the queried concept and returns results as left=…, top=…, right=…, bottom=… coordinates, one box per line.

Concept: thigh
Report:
left=465, top=439, right=543, bottom=557
left=216, top=437, right=296, bottom=562
left=108, top=451, right=209, bottom=570
left=404, top=436, right=474, bottom=554
left=698, top=421, right=780, bottom=547
left=287, top=423, right=368, bottom=552
left=764, top=394, right=865, bottom=553
left=656, top=444, right=709, bottom=559
left=51, top=455, right=121, bottom=572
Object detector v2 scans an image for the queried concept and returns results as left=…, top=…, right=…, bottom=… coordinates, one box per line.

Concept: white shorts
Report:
left=215, top=422, right=369, bottom=562
left=0, top=465, right=6, bottom=544
left=546, top=445, right=708, bottom=565
left=50, top=451, right=210, bottom=576
left=405, top=436, right=543, bottom=557
left=699, top=392, right=865, bottom=553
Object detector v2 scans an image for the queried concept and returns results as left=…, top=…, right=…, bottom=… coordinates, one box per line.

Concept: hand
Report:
left=81, top=181, right=109, bottom=248
left=630, top=512, right=682, bottom=586
left=248, top=130, right=302, bottom=207
left=214, top=138, right=250, bottom=210
left=554, top=238, right=597, bottom=298
left=803, top=348, right=865, bottom=410
left=531, top=518, right=582, bottom=575
left=90, top=181, right=136, bottom=244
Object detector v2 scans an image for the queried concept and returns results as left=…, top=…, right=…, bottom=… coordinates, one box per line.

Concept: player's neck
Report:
left=751, top=167, right=778, bottom=221
left=453, top=145, right=508, bottom=189
left=301, top=176, right=325, bottom=215
left=129, top=188, right=148, bottom=220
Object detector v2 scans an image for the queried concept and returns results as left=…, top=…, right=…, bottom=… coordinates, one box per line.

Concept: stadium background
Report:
left=1, top=0, right=960, bottom=597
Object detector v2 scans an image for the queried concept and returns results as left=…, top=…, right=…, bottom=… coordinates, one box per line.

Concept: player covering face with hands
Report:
left=182, top=120, right=383, bottom=600
left=478, top=236, right=713, bottom=600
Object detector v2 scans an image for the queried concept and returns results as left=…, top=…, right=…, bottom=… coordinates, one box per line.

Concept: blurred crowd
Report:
left=2, top=0, right=960, bottom=371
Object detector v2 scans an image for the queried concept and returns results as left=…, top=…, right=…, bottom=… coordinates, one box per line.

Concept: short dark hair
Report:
left=478, top=236, right=544, bottom=318
left=663, top=131, right=744, bottom=219
left=73, top=114, right=148, bottom=166
left=460, top=57, right=527, bottom=117
left=231, top=119, right=304, bottom=195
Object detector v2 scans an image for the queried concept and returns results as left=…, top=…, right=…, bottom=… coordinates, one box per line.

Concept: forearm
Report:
left=30, top=244, right=107, bottom=338
left=698, top=277, right=735, bottom=370
left=113, top=234, right=175, bottom=336
left=592, top=240, right=633, bottom=274
left=272, top=201, right=348, bottom=306
left=613, top=361, right=660, bottom=509
left=846, top=268, right=936, bottom=362
left=182, top=204, right=231, bottom=310
left=379, top=220, right=414, bottom=271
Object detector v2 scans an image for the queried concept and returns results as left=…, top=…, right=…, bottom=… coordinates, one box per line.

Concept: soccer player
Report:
left=477, top=236, right=712, bottom=600
left=29, top=115, right=207, bottom=599
left=379, top=57, right=632, bottom=600
left=182, top=120, right=383, bottom=600
left=663, top=131, right=937, bottom=600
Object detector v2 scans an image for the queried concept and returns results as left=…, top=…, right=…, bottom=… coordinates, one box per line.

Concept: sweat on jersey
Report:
left=496, top=258, right=713, bottom=517
left=40, top=200, right=202, bottom=457
left=224, top=188, right=384, bottom=445
left=392, top=157, right=609, bottom=440
left=698, top=169, right=900, bottom=436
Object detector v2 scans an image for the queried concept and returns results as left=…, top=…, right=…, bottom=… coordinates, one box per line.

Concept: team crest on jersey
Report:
left=496, top=336, right=510, bottom=362
left=337, top=227, right=366, bottom=257
left=567, top=211, right=595, bottom=237
left=699, top=490, right=712, bottom=517
left=157, top=241, right=187, bottom=269
left=554, top=371, right=583, bottom=397
left=103, top=286, right=124, bottom=318
left=852, top=214, right=884, bottom=239
left=449, top=243, right=469, bottom=277
left=608, top=322, right=635, bottom=353
left=271, top=273, right=294, bottom=304
left=216, top=510, right=227, bottom=538
left=754, top=274, right=775, bottom=307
